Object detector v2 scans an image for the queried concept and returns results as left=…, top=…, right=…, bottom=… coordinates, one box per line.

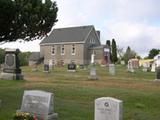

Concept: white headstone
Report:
left=151, top=63, right=156, bottom=72
left=49, top=59, right=53, bottom=70
left=109, top=64, right=115, bottom=75
left=20, top=90, right=54, bottom=116
left=127, top=61, right=134, bottom=73
left=95, top=97, right=123, bottom=120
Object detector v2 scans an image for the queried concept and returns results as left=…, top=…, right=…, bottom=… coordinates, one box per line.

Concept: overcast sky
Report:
left=1, top=0, right=160, bottom=57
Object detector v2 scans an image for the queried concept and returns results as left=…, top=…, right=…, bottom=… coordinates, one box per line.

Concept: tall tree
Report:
left=111, top=39, right=118, bottom=63
left=106, top=40, right=111, bottom=47
left=0, top=0, right=58, bottom=42
left=0, top=48, right=5, bottom=64
left=148, top=48, right=160, bottom=59
left=123, top=46, right=136, bottom=64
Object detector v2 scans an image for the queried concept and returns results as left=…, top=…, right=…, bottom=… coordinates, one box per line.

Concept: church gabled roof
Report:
left=40, top=25, right=95, bottom=45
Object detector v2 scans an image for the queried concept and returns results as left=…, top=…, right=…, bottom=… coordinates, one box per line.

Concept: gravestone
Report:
left=95, top=97, right=123, bottom=120
left=89, top=67, right=98, bottom=80
left=44, top=64, right=49, bottom=73
left=127, top=61, right=134, bottom=73
left=49, top=59, right=53, bottom=70
left=0, top=48, right=23, bottom=80
left=151, top=63, right=156, bottom=72
left=155, top=67, right=160, bottom=81
left=18, top=90, right=58, bottom=120
left=109, top=64, right=115, bottom=75
left=68, top=63, right=76, bottom=72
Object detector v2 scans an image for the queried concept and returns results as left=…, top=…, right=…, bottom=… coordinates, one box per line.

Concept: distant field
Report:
left=0, top=65, right=160, bottom=120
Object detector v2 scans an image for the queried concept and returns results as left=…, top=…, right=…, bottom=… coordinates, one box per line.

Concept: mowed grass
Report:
left=0, top=65, right=160, bottom=120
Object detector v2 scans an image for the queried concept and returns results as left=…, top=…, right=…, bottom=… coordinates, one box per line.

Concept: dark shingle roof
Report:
left=40, top=25, right=94, bottom=44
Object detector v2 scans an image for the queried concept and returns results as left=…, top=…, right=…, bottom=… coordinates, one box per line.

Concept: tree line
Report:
left=106, top=39, right=159, bottom=64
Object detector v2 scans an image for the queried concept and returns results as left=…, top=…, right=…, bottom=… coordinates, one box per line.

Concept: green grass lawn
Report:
left=0, top=65, right=160, bottom=120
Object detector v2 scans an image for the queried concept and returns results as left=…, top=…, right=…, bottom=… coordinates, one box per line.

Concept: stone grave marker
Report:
left=155, top=67, right=160, bottom=81
left=49, top=59, right=53, bottom=70
left=95, top=97, right=123, bottom=120
left=19, top=90, right=58, bottom=120
left=109, top=64, right=115, bottom=75
left=89, top=67, right=98, bottom=80
left=68, top=63, right=76, bottom=72
left=44, top=64, right=49, bottom=73
left=151, top=63, right=156, bottom=72
left=0, top=48, right=23, bottom=80
left=127, top=61, right=134, bottom=73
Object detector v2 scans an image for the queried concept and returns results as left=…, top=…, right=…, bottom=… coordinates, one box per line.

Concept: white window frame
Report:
left=51, top=45, right=55, bottom=55
left=71, top=44, right=76, bottom=55
left=61, top=45, right=65, bottom=55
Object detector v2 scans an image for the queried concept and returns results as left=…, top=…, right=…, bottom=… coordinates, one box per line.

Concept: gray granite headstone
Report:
left=109, top=64, right=115, bottom=75
left=0, top=48, right=23, bottom=80
left=155, top=67, right=160, bottom=81
left=95, top=97, right=123, bottom=120
left=19, top=90, right=58, bottom=120
left=89, top=67, right=98, bottom=80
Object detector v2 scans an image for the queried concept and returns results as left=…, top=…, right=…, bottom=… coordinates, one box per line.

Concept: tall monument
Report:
left=0, top=48, right=23, bottom=80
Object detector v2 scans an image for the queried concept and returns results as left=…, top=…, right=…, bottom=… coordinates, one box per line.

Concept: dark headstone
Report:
left=68, top=63, right=76, bottom=72
left=79, top=64, right=84, bottom=69
left=44, top=64, right=49, bottom=73
left=0, top=48, right=23, bottom=80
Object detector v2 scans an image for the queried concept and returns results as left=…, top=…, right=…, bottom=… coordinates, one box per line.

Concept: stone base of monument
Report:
left=0, top=72, right=23, bottom=80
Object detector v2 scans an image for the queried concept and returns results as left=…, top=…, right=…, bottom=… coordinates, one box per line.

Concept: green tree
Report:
left=19, top=52, right=31, bottom=66
left=148, top=48, right=160, bottom=59
left=111, top=39, right=118, bottom=63
left=123, top=46, right=136, bottom=64
left=106, top=40, right=111, bottom=47
left=0, top=0, right=58, bottom=42
left=0, top=48, right=5, bottom=64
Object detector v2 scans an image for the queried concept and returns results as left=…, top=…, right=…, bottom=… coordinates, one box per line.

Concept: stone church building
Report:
left=40, top=25, right=110, bottom=65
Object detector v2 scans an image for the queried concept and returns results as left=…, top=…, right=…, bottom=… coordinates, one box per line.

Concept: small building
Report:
left=40, top=25, right=110, bottom=65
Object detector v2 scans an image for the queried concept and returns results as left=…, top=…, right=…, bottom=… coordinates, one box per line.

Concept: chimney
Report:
left=96, top=31, right=100, bottom=39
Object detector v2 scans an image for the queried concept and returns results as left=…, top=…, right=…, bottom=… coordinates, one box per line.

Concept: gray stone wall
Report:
left=40, top=44, right=84, bottom=65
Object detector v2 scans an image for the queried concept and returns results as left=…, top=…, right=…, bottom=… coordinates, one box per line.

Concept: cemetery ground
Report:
left=0, top=65, right=160, bottom=120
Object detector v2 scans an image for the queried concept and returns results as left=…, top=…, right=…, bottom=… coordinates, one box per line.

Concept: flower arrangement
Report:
left=13, top=112, right=38, bottom=120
